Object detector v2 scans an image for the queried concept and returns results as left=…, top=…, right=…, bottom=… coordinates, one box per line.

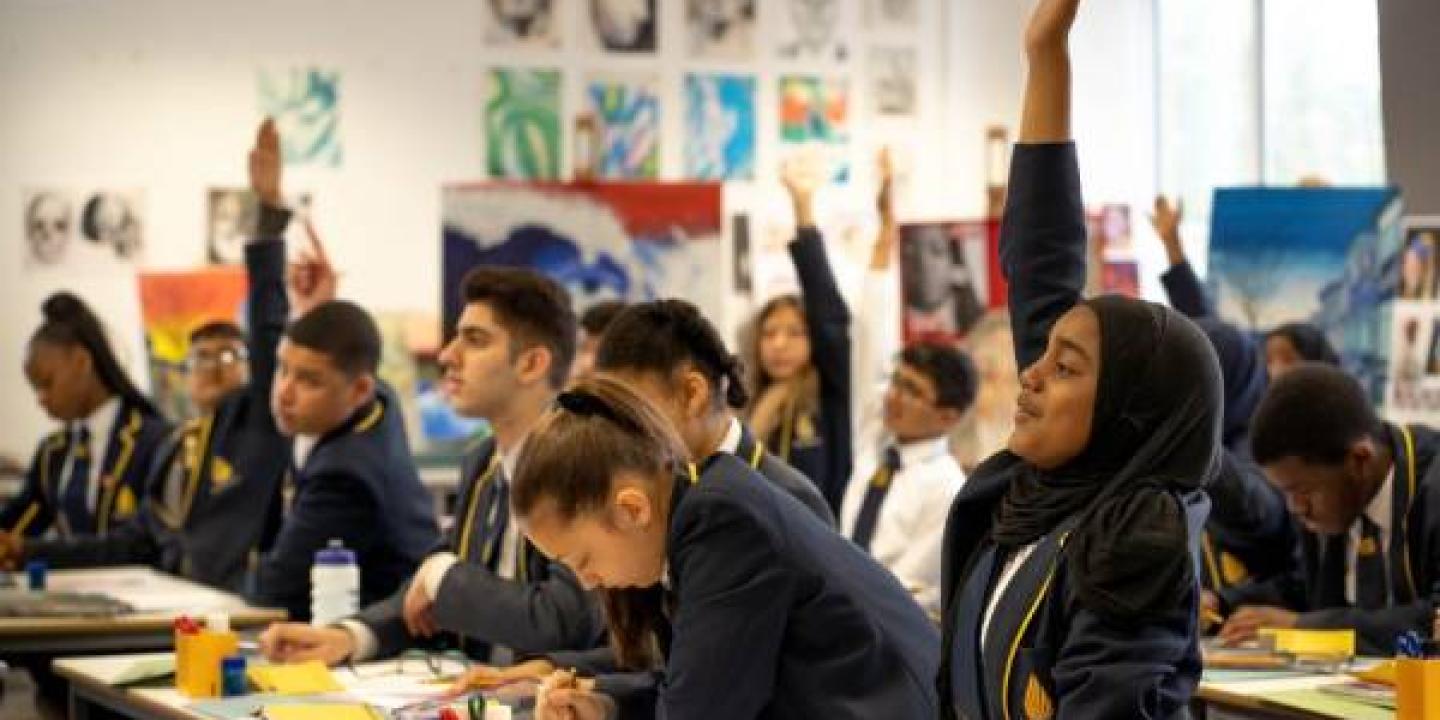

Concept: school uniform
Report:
left=768, top=226, right=853, bottom=514
left=938, top=143, right=1214, bottom=719
left=1202, top=450, right=1301, bottom=606
left=20, top=229, right=291, bottom=594
left=841, top=436, right=965, bottom=615
left=1, top=396, right=170, bottom=540
left=649, top=453, right=937, bottom=718
left=342, top=436, right=602, bottom=662
left=252, top=384, right=440, bottom=620
left=1226, top=422, right=1440, bottom=655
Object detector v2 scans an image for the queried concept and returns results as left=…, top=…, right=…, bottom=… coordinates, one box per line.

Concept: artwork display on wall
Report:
left=687, top=0, right=756, bottom=59
left=684, top=73, right=757, bottom=181
left=24, top=189, right=145, bottom=267
left=586, top=0, right=658, bottom=53
left=898, top=221, right=990, bottom=343
left=869, top=46, right=916, bottom=116
left=257, top=67, right=341, bottom=167
left=23, top=189, right=75, bottom=266
left=483, top=0, right=561, bottom=48
left=441, top=182, right=724, bottom=340
left=1388, top=217, right=1440, bottom=424
left=867, top=0, right=918, bottom=30
left=206, top=188, right=313, bottom=265
left=137, top=268, right=249, bottom=420
left=485, top=67, right=563, bottom=180
left=776, top=0, right=848, bottom=62
left=586, top=73, right=661, bottom=179
left=1209, top=186, right=1403, bottom=400
left=779, top=75, right=851, bottom=183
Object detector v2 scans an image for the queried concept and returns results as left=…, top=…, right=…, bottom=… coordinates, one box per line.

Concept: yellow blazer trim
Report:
left=98, top=410, right=142, bottom=534
left=179, top=416, right=216, bottom=522
left=748, top=440, right=764, bottom=470
left=1399, top=426, right=1419, bottom=599
left=457, top=453, right=502, bottom=562
left=686, top=463, right=700, bottom=485
left=37, top=432, right=67, bottom=503
left=354, top=402, right=384, bottom=434
left=777, top=402, right=796, bottom=462
left=1200, top=531, right=1224, bottom=590
left=12, top=502, right=42, bottom=535
left=1001, top=534, right=1068, bottom=720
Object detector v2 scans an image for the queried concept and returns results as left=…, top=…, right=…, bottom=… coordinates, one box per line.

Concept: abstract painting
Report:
left=869, top=47, right=917, bottom=116
left=441, top=183, right=724, bottom=340
left=485, top=68, right=563, bottom=180
left=684, top=73, right=757, bottom=181
left=586, top=73, right=661, bottom=179
left=1208, top=186, right=1403, bottom=399
left=137, top=268, right=249, bottom=420
left=779, top=75, right=850, bottom=183
left=776, top=0, right=848, bottom=62
left=687, top=0, right=755, bottom=59
left=586, top=0, right=657, bottom=52
left=257, top=67, right=341, bottom=167
left=483, top=0, right=560, bottom=47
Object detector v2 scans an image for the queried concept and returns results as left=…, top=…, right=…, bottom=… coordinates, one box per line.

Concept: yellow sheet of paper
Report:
left=262, top=704, right=379, bottom=720
left=247, top=662, right=344, bottom=695
left=1258, top=629, right=1356, bottom=657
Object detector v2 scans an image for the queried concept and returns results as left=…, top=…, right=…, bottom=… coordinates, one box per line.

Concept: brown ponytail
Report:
left=511, top=374, right=688, bottom=669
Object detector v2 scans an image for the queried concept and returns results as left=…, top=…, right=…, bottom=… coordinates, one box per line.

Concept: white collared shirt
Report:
left=840, top=435, right=965, bottom=615
left=58, top=396, right=121, bottom=525
left=292, top=434, right=319, bottom=471
left=1346, top=467, right=1395, bottom=605
left=717, top=417, right=744, bottom=456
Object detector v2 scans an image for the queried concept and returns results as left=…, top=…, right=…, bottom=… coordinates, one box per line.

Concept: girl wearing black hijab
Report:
left=938, top=1, right=1222, bottom=717
left=1265, top=322, right=1341, bottom=379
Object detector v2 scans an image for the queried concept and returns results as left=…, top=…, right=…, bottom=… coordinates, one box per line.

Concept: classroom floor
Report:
left=1, top=668, right=64, bottom=720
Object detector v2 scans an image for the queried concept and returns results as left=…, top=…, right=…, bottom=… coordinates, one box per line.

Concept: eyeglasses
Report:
left=888, top=371, right=938, bottom=405
left=183, top=348, right=248, bottom=372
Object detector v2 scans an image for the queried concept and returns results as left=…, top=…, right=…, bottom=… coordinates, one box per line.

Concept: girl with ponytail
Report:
left=0, top=292, right=170, bottom=540
left=511, top=375, right=938, bottom=720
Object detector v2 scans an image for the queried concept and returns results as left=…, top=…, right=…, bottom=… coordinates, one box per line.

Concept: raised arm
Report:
left=1150, top=195, right=1215, bottom=318
left=245, top=118, right=290, bottom=428
left=1001, top=0, right=1087, bottom=371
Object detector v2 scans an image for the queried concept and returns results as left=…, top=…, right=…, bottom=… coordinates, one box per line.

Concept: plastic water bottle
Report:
left=310, top=539, right=359, bottom=625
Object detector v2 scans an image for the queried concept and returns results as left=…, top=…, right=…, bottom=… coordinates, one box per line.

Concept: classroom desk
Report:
left=0, top=566, right=285, bottom=655
left=1194, top=669, right=1394, bottom=719
left=54, top=653, right=533, bottom=720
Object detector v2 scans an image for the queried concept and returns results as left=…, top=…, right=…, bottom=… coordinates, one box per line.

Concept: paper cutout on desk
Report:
left=262, top=704, right=379, bottom=720
left=248, top=662, right=344, bottom=695
left=1353, top=659, right=1398, bottom=686
left=1259, top=628, right=1357, bottom=657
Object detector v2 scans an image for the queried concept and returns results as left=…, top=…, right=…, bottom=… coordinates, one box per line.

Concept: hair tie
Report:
left=556, top=389, right=641, bottom=434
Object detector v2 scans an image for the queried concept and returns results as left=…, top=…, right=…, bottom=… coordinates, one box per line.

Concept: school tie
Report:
left=480, top=472, right=510, bottom=572
left=1354, top=516, right=1388, bottom=610
left=850, top=447, right=902, bottom=552
left=61, top=424, right=93, bottom=534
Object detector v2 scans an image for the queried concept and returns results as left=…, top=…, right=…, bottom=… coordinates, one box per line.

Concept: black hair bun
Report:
left=41, top=291, right=88, bottom=323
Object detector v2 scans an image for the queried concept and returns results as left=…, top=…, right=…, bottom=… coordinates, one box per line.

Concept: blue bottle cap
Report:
left=314, top=539, right=356, bottom=565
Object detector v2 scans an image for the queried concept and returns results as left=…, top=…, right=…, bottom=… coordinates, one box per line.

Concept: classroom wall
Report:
left=1379, top=0, right=1440, bottom=215
left=0, top=0, right=1158, bottom=458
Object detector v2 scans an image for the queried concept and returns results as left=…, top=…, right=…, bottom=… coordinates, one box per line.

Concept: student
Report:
left=258, top=267, right=601, bottom=664
left=1149, top=194, right=1300, bottom=616
left=1218, top=364, right=1440, bottom=655
left=841, top=342, right=972, bottom=616
left=519, top=377, right=938, bottom=719
left=447, top=298, right=841, bottom=698
left=0, top=120, right=296, bottom=593
left=571, top=300, right=626, bottom=382
left=0, top=293, right=171, bottom=542
left=1265, top=323, right=1340, bottom=379
left=743, top=167, right=853, bottom=512
left=255, top=296, right=438, bottom=619
left=938, top=0, right=1218, bottom=717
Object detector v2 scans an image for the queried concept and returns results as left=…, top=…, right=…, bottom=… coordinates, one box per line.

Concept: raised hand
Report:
left=1024, top=0, right=1081, bottom=55
left=872, top=147, right=898, bottom=270
left=1019, top=0, right=1080, bottom=143
left=287, top=218, right=338, bottom=316
left=248, top=118, right=283, bottom=208
left=780, top=155, right=823, bottom=228
left=1149, top=195, right=1187, bottom=266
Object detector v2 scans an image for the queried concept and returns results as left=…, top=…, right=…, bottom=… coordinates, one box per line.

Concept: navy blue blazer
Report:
left=23, top=236, right=291, bottom=594
left=772, top=226, right=853, bottom=514
left=1225, top=422, right=1440, bottom=655
left=938, top=143, right=1203, bottom=719
left=353, top=437, right=602, bottom=660
left=252, top=384, right=439, bottom=619
left=1, top=398, right=170, bottom=539
left=653, top=453, right=936, bottom=718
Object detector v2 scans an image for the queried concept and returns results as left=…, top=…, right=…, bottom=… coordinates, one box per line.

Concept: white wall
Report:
left=0, top=0, right=1158, bottom=458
